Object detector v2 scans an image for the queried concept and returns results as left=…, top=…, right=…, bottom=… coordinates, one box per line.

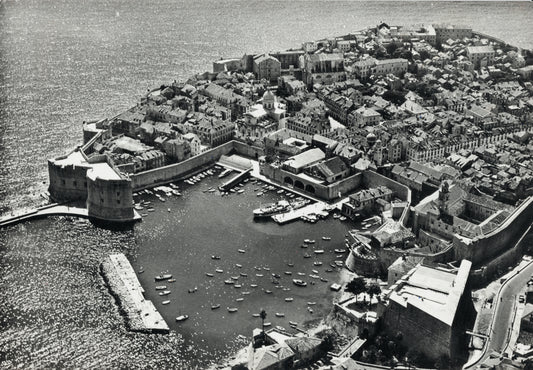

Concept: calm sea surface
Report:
left=1, top=0, right=532, bottom=367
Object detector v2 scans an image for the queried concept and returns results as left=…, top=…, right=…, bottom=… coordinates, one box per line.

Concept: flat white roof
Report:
left=87, top=163, right=122, bottom=181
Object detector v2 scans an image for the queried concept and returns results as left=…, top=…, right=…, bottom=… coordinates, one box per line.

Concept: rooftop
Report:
left=388, top=260, right=472, bottom=326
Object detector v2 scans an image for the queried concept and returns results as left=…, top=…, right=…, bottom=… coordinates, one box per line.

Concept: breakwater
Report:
left=101, top=253, right=169, bottom=334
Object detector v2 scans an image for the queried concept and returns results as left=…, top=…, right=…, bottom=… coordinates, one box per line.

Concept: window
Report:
left=61, top=179, right=66, bottom=185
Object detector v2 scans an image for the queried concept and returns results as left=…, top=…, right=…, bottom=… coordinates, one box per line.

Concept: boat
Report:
left=224, top=280, right=234, bottom=285
left=256, top=192, right=264, bottom=196
left=256, top=274, right=264, bottom=277
left=313, top=261, right=323, bottom=266
left=159, top=290, right=171, bottom=296
left=227, top=307, right=238, bottom=313
left=167, top=278, right=176, bottom=283
left=326, top=268, right=333, bottom=273
left=218, top=169, right=233, bottom=179
left=252, top=313, right=260, bottom=317
left=320, top=278, right=328, bottom=282
left=236, top=298, right=244, bottom=302
left=314, top=250, right=324, bottom=254
left=284, top=271, right=292, bottom=275
left=334, top=249, right=347, bottom=253
left=211, top=255, right=221, bottom=260
left=235, top=263, right=242, bottom=268
left=265, top=290, right=273, bottom=294
left=289, top=321, right=298, bottom=326
left=303, top=253, right=311, bottom=258
left=293, top=279, right=307, bottom=287
left=335, top=260, right=344, bottom=267
left=263, top=322, right=272, bottom=327
left=234, top=284, right=242, bottom=289
left=155, top=286, right=167, bottom=290
left=205, top=272, right=214, bottom=277
left=242, top=291, right=250, bottom=295
left=285, top=297, right=294, bottom=302
left=339, top=216, right=347, bottom=221
left=287, top=262, right=294, bottom=267
left=263, top=267, right=271, bottom=271
left=176, top=315, right=189, bottom=322
left=211, top=304, right=221, bottom=310
left=250, top=284, right=258, bottom=288
left=188, top=287, right=198, bottom=293
left=312, top=269, right=319, bottom=274
left=237, top=189, right=244, bottom=194
left=253, top=200, right=290, bottom=218
left=240, top=273, right=248, bottom=277
left=155, top=274, right=172, bottom=281
left=162, top=300, right=170, bottom=305
left=297, top=272, right=306, bottom=276
left=322, top=236, right=331, bottom=241
left=215, top=269, right=224, bottom=273
left=238, top=249, right=246, bottom=254
left=231, top=276, right=239, bottom=280
left=275, top=313, right=285, bottom=317
left=307, top=307, right=314, bottom=314
left=308, top=240, right=316, bottom=244
left=309, top=274, right=320, bottom=279
left=307, top=301, right=316, bottom=305
left=272, top=273, right=280, bottom=279
left=300, top=244, right=308, bottom=248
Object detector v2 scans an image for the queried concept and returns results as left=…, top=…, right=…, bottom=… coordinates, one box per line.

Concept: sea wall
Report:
left=100, top=253, right=169, bottom=334
left=129, top=141, right=261, bottom=190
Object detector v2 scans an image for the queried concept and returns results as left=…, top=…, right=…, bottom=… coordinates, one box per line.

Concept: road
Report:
left=478, top=258, right=533, bottom=364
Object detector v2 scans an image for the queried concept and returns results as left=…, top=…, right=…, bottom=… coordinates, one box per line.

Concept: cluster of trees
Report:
left=359, top=332, right=452, bottom=369
left=344, top=277, right=381, bottom=304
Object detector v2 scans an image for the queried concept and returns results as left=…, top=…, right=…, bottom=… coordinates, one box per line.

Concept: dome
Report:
left=262, top=90, right=276, bottom=110
left=366, top=132, right=377, bottom=146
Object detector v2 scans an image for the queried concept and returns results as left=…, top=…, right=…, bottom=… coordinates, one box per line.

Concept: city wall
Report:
left=362, top=170, right=411, bottom=202
left=130, top=141, right=264, bottom=191
left=454, top=196, right=533, bottom=268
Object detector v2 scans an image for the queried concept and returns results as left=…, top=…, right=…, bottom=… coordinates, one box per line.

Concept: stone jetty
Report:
left=101, top=253, right=169, bottom=334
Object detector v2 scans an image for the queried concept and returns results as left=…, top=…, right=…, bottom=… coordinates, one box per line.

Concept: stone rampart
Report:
left=453, top=196, right=533, bottom=267
left=362, top=170, right=411, bottom=203
left=87, top=176, right=134, bottom=223
left=48, top=153, right=91, bottom=202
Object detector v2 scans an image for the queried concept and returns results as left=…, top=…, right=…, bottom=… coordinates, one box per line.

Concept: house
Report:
left=302, top=53, right=346, bottom=87
left=182, top=133, right=201, bottom=156
left=466, top=45, right=495, bottom=69
left=341, top=186, right=393, bottom=218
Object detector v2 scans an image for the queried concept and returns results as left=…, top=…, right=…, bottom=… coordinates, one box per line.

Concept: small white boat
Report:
left=289, top=321, right=298, bottom=326
left=224, top=280, right=234, bottom=285
left=176, top=315, right=189, bottom=322
left=322, top=236, right=331, bottom=241
left=216, top=269, right=224, bottom=273
left=314, top=250, right=324, bottom=254
left=263, top=322, right=272, bottom=327
left=234, top=284, right=242, bottom=289
left=236, top=298, right=244, bottom=302
left=252, top=313, right=260, bottom=317
left=162, top=300, right=170, bottom=305
left=227, top=307, right=238, bottom=313
left=275, top=312, right=285, bottom=317
left=211, top=304, right=221, bottom=310
left=159, top=290, right=171, bottom=296
left=265, top=290, right=273, bottom=294
left=285, top=297, right=294, bottom=302
left=155, top=286, right=167, bottom=290
left=238, top=249, right=246, bottom=254
left=235, top=263, right=242, bottom=268
left=250, top=284, right=258, bottom=288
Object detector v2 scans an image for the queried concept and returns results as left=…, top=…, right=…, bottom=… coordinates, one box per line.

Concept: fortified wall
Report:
left=454, top=196, right=533, bottom=267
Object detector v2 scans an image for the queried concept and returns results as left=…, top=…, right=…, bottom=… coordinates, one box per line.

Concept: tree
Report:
left=367, top=284, right=382, bottom=304
left=345, top=277, right=367, bottom=302
left=259, top=309, right=267, bottom=343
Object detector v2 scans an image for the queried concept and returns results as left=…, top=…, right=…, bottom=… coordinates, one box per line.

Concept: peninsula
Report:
left=42, top=23, right=533, bottom=369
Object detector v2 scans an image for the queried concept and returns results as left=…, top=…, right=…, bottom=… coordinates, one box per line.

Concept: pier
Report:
left=271, top=202, right=331, bottom=224
left=101, top=253, right=169, bottom=334
left=0, top=203, right=142, bottom=229
left=218, top=168, right=252, bottom=192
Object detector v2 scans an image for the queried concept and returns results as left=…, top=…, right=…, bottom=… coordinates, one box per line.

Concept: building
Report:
left=253, top=54, right=282, bottom=83
left=433, top=24, right=472, bottom=43
left=162, top=138, right=191, bottom=162
left=238, top=91, right=286, bottom=140
left=341, top=186, right=393, bottom=218
left=282, top=148, right=326, bottom=174
left=382, top=260, right=475, bottom=361
left=212, top=58, right=242, bottom=73
left=349, top=106, right=381, bottom=127
left=182, top=132, right=201, bottom=156
left=194, top=117, right=234, bottom=147
left=305, top=156, right=351, bottom=184
left=372, top=58, right=409, bottom=77
left=302, top=53, right=346, bottom=87
left=466, top=45, right=495, bottom=69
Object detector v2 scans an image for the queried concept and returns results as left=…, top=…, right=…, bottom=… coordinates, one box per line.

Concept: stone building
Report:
left=466, top=45, right=495, bottom=69
left=302, top=53, right=346, bottom=87
left=253, top=54, right=282, bottom=83
left=382, top=260, right=475, bottom=361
